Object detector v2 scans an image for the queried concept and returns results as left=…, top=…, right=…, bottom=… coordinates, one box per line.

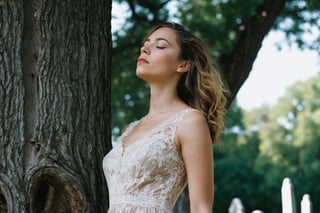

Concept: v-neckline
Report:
left=120, top=108, right=191, bottom=150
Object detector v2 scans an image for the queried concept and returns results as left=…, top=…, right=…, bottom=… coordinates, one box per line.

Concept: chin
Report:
left=137, top=72, right=157, bottom=84
left=136, top=69, right=148, bottom=80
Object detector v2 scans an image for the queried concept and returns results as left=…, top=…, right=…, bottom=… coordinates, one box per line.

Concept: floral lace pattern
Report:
left=103, top=108, right=195, bottom=212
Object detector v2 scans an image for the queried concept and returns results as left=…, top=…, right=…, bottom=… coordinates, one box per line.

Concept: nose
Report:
left=141, top=44, right=150, bottom=55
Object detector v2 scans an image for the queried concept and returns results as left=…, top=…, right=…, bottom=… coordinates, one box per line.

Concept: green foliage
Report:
left=252, top=75, right=320, bottom=212
left=176, top=0, right=264, bottom=56
left=212, top=75, right=320, bottom=212
left=274, top=0, right=320, bottom=51
left=214, top=155, right=263, bottom=212
left=214, top=102, right=263, bottom=211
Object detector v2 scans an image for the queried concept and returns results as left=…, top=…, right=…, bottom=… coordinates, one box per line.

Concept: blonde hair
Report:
left=149, top=22, right=230, bottom=144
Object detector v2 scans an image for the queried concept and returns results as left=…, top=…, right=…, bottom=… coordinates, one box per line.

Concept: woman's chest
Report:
left=104, top=134, right=182, bottom=178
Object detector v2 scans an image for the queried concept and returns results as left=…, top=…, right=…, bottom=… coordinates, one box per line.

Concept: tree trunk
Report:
left=0, top=0, right=111, bottom=212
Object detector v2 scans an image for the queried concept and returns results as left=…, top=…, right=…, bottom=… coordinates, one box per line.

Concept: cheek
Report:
left=155, top=52, right=180, bottom=67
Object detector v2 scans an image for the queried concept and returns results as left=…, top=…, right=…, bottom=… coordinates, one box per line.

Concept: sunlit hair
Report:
left=148, top=22, right=230, bottom=144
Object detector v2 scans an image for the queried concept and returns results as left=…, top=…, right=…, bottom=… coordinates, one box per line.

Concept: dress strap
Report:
left=177, top=108, right=197, bottom=122
left=171, top=108, right=197, bottom=141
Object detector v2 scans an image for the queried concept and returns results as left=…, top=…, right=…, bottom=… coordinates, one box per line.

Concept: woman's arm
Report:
left=177, top=111, right=214, bottom=213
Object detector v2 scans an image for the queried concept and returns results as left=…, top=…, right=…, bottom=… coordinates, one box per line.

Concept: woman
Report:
left=103, top=22, right=229, bottom=213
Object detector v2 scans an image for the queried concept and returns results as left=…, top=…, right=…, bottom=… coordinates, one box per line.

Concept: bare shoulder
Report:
left=177, top=110, right=212, bottom=146
left=179, top=110, right=207, bottom=129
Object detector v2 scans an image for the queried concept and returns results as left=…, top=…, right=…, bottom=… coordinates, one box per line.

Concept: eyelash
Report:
left=141, top=42, right=166, bottom=49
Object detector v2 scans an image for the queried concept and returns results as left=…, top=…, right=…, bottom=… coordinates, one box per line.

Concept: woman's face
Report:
left=136, top=27, right=183, bottom=83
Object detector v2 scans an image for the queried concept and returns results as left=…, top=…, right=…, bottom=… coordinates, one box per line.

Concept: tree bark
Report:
left=0, top=0, right=111, bottom=212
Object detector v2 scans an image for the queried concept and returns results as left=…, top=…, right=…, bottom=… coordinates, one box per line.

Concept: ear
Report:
left=177, top=61, right=190, bottom=73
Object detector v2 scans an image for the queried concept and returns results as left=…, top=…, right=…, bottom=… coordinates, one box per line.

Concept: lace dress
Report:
left=103, top=108, right=195, bottom=213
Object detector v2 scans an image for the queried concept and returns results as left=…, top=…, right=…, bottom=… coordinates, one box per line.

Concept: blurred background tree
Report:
left=111, top=0, right=320, bottom=212
left=242, top=76, right=320, bottom=212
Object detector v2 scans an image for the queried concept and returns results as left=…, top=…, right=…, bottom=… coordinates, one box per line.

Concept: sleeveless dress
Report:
left=102, top=108, right=195, bottom=213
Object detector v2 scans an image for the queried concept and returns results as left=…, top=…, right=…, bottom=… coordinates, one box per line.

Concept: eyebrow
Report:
left=144, top=37, right=171, bottom=45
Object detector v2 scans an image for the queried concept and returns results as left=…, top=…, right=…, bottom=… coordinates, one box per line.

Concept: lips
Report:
left=137, top=57, right=149, bottom=64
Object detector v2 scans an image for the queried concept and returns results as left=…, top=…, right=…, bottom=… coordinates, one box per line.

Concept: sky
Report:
left=112, top=3, right=320, bottom=110
left=237, top=31, right=319, bottom=110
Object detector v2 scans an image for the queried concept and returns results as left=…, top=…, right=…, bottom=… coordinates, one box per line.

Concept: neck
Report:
left=147, top=84, right=186, bottom=116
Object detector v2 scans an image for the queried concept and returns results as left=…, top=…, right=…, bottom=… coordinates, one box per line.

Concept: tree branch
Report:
left=219, top=0, right=288, bottom=107
left=126, top=0, right=170, bottom=24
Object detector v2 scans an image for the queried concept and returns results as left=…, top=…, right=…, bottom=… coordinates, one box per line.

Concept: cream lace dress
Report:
left=103, top=108, right=195, bottom=213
